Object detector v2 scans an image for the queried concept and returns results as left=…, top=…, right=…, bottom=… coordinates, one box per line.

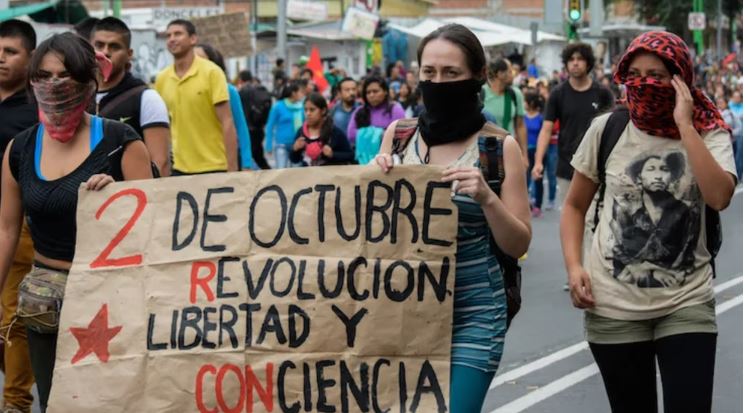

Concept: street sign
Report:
left=688, top=12, right=706, bottom=30
left=342, top=6, right=379, bottom=40
left=152, top=7, right=223, bottom=31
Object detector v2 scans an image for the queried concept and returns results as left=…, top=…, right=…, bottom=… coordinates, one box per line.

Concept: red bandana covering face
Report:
left=29, top=51, right=112, bottom=143
left=613, top=31, right=728, bottom=139
left=31, top=77, right=95, bottom=143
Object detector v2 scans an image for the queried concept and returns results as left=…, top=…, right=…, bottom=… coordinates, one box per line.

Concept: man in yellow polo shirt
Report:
left=155, top=19, right=238, bottom=174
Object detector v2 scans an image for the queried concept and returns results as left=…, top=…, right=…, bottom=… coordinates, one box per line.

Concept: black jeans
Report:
left=250, top=127, right=271, bottom=170
left=26, top=328, right=57, bottom=413
left=590, top=333, right=717, bottom=413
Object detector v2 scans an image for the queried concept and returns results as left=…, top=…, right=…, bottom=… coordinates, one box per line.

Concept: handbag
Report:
left=16, top=266, right=69, bottom=334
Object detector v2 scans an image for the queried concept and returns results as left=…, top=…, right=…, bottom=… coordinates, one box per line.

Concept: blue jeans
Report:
left=450, top=364, right=496, bottom=413
left=274, top=144, right=290, bottom=169
left=528, top=144, right=558, bottom=208
left=545, top=143, right=558, bottom=202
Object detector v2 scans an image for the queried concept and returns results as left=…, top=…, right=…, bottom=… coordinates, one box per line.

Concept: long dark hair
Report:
left=524, top=90, right=545, bottom=112
left=305, top=92, right=334, bottom=145
left=280, top=80, right=305, bottom=99
left=197, top=43, right=226, bottom=74
left=398, top=82, right=418, bottom=109
left=355, top=75, right=391, bottom=128
left=416, top=23, right=486, bottom=81
left=30, top=32, right=97, bottom=85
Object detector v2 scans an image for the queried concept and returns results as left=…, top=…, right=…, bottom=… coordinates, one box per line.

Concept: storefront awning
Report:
left=0, top=1, right=56, bottom=22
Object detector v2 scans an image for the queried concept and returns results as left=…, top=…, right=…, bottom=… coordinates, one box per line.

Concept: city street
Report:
left=483, top=188, right=744, bottom=413
left=2, top=190, right=742, bottom=413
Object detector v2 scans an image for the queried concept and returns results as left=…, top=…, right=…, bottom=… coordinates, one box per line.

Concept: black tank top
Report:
left=9, top=117, right=142, bottom=262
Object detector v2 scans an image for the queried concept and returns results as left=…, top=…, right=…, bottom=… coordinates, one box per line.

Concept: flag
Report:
left=307, top=46, right=329, bottom=93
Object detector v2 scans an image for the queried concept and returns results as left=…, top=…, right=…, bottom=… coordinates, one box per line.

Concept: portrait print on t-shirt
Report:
left=608, top=150, right=701, bottom=288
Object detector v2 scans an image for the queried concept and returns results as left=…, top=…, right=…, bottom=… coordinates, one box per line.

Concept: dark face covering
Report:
left=417, top=78, right=486, bottom=149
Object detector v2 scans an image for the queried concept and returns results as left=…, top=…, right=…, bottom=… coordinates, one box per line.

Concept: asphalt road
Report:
left=2, top=189, right=742, bottom=413
left=482, top=188, right=743, bottom=413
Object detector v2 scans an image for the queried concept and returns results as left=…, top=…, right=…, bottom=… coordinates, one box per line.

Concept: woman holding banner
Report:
left=374, top=24, right=531, bottom=412
left=0, top=33, right=153, bottom=411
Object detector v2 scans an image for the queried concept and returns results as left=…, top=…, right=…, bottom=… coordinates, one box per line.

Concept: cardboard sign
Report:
left=342, top=7, right=380, bottom=40
left=47, top=166, right=457, bottom=412
left=192, top=12, right=252, bottom=58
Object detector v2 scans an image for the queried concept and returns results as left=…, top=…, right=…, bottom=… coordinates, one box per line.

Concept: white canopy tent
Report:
left=389, top=17, right=565, bottom=47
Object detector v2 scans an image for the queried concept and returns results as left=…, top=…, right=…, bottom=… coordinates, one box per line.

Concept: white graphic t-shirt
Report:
left=572, top=113, right=736, bottom=320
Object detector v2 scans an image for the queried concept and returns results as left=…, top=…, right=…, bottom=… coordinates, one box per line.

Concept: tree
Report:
left=604, top=0, right=742, bottom=48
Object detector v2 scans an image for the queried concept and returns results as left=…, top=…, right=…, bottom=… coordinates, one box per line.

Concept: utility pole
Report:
left=692, top=0, right=704, bottom=56
left=277, top=0, right=288, bottom=76
left=716, top=0, right=723, bottom=61
left=113, top=0, right=121, bottom=18
left=251, top=0, right=259, bottom=75
left=589, top=0, right=603, bottom=37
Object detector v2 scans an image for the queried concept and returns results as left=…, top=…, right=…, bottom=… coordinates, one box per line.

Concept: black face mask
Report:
left=417, top=78, right=486, bottom=148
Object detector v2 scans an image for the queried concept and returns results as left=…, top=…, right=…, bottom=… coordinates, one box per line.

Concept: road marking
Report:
left=488, top=294, right=743, bottom=413
left=489, top=276, right=743, bottom=391
left=716, top=294, right=743, bottom=314
left=489, top=342, right=588, bottom=390
left=713, top=275, right=743, bottom=294
left=490, top=364, right=600, bottom=413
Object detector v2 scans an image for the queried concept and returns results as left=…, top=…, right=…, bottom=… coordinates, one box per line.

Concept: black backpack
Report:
left=392, top=119, right=523, bottom=328
left=240, top=85, right=273, bottom=128
left=592, top=108, right=723, bottom=276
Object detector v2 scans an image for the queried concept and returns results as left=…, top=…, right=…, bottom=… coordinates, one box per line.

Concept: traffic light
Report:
left=568, top=22, right=578, bottom=41
left=567, top=0, right=582, bottom=23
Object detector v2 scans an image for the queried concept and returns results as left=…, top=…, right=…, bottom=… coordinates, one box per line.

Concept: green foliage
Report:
left=603, top=0, right=742, bottom=43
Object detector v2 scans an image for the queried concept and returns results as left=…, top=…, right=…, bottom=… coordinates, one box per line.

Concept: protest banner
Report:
left=192, top=12, right=252, bottom=58
left=47, top=165, right=457, bottom=412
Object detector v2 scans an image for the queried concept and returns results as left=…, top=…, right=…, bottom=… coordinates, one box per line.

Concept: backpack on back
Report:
left=592, top=108, right=722, bottom=276
left=241, top=85, right=273, bottom=128
left=392, top=119, right=523, bottom=327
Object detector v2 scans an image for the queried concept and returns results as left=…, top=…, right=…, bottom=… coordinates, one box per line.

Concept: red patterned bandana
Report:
left=614, top=31, right=728, bottom=139
left=31, top=77, right=94, bottom=143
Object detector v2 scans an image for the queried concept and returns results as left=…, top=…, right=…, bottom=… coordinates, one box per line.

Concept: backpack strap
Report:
left=98, top=85, right=148, bottom=118
left=479, top=136, right=505, bottom=195
left=592, top=107, right=629, bottom=232
left=502, top=85, right=518, bottom=129
left=477, top=121, right=510, bottom=194
left=391, top=118, right=419, bottom=159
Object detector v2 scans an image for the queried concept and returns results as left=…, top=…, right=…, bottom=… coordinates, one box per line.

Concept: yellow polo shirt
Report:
left=155, top=56, right=229, bottom=173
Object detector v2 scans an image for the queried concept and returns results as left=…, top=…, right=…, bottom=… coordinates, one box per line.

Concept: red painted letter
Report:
left=190, top=261, right=217, bottom=303
left=246, top=363, right=274, bottom=412
left=217, top=364, right=246, bottom=413
left=196, top=364, right=217, bottom=413
left=90, top=188, right=147, bottom=269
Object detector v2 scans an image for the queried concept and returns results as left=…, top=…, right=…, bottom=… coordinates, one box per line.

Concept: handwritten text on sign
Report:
left=48, top=166, right=457, bottom=413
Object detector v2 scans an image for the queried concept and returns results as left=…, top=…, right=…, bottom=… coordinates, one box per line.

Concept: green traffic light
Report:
left=569, top=9, right=581, bottom=21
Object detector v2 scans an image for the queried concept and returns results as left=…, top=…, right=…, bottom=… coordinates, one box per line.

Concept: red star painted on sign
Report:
left=70, top=304, right=122, bottom=365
